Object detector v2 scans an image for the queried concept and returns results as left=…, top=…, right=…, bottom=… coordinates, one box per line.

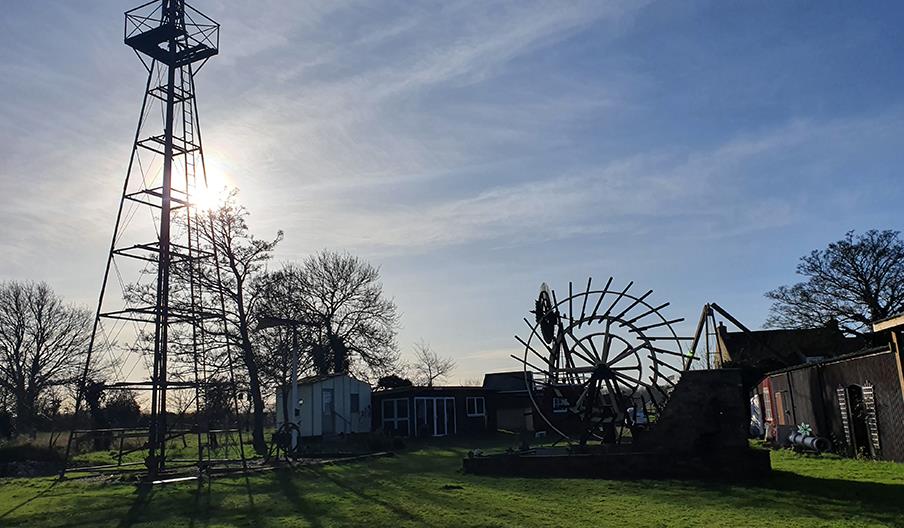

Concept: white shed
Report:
left=276, top=373, right=372, bottom=437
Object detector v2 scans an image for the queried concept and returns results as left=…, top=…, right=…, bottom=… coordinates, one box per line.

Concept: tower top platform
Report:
left=125, top=0, right=219, bottom=67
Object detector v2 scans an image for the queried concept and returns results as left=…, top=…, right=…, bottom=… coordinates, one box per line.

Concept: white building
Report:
left=275, top=373, right=373, bottom=437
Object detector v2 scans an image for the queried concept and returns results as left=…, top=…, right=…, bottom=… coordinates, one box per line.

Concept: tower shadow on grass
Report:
left=116, top=483, right=155, bottom=528
left=274, top=469, right=325, bottom=528
left=310, top=467, right=426, bottom=526
left=187, top=477, right=211, bottom=528
left=0, top=481, right=58, bottom=521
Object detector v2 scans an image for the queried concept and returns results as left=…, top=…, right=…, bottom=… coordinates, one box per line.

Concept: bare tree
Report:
left=123, top=191, right=279, bottom=453
left=410, top=340, right=455, bottom=387
left=766, top=229, right=904, bottom=336
left=0, top=281, right=92, bottom=432
left=257, top=251, right=401, bottom=381
left=195, top=192, right=282, bottom=454
left=253, top=268, right=314, bottom=398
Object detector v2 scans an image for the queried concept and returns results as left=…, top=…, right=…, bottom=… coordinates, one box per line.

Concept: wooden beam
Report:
left=872, top=314, right=904, bottom=333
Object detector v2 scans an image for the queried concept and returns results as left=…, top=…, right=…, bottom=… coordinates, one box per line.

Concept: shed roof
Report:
left=719, top=325, right=862, bottom=372
left=294, top=372, right=368, bottom=386
left=482, top=371, right=532, bottom=392
left=372, top=385, right=488, bottom=396
left=764, top=345, right=892, bottom=376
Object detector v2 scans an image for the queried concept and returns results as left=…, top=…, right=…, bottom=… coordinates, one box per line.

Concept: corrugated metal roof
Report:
left=282, top=372, right=368, bottom=388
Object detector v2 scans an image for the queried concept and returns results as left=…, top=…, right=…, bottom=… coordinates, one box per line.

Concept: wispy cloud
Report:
left=2, top=1, right=903, bottom=378
left=273, top=110, right=903, bottom=254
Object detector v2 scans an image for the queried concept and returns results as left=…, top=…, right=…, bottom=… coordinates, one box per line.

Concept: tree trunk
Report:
left=240, top=339, right=267, bottom=454
left=15, top=394, right=35, bottom=435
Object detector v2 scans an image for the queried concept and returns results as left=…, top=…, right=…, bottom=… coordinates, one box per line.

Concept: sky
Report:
left=1, top=1, right=903, bottom=382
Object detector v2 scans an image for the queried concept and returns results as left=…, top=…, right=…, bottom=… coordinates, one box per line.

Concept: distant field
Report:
left=0, top=437, right=902, bottom=527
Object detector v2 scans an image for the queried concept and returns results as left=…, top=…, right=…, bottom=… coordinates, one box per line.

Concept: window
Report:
left=466, top=397, right=485, bottom=417
left=382, top=398, right=409, bottom=436
left=552, top=397, right=569, bottom=414
left=350, top=393, right=360, bottom=413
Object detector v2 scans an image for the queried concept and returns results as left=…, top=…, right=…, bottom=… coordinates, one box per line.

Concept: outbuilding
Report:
left=372, top=386, right=490, bottom=438
left=276, top=373, right=372, bottom=438
left=756, top=315, right=904, bottom=462
left=482, top=371, right=534, bottom=432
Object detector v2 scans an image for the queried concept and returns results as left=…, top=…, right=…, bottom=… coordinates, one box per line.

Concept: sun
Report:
left=191, top=153, right=232, bottom=211
left=193, top=180, right=227, bottom=212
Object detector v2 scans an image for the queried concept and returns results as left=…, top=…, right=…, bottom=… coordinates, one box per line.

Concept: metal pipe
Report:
left=788, top=432, right=831, bottom=453
left=291, top=326, right=300, bottom=450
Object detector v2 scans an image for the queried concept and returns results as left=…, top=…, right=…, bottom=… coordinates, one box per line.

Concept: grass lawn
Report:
left=0, top=436, right=902, bottom=527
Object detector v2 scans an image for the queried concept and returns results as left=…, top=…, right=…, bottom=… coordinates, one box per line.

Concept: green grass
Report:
left=0, top=436, right=902, bottom=527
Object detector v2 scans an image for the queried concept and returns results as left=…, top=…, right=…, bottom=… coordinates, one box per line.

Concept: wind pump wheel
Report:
left=514, top=278, right=696, bottom=446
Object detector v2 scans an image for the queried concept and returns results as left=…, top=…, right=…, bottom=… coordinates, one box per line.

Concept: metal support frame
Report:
left=61, top=1, right=245, bottom=480
left=689, top=302, right=792, bottom=370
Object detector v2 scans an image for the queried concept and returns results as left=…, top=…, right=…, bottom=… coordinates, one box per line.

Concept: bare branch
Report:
left=765, top=230, right=904, bottom=335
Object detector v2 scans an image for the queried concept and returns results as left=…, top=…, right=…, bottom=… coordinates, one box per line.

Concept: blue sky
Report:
left=1, top=1, right=903, bottom=381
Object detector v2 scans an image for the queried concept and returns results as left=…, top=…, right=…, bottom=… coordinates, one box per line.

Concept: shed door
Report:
left=322, top=388, right=335, bottom=435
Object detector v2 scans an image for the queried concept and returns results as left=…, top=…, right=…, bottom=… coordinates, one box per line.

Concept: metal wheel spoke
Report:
left=522, top=317, right=553, bottom=353
left=578, top=277, right=592, bottom=327
left=510, top=354, right=553, bottom=378
left=587, top=336, right=604, bottom=362
left=601, top=280, right=634, bottom=319
left=610, top=365, right=640, bottom=371
left=602, top=325, right=614, bottom=362
left=516, top=334, right=556, bottom=370
left=560, top=331, right=597, bottom=366
left=649, top=355, right=684, bottom=375
left=613, top=289, right=653, bottom=321
left=607, top=344, right=639, bottom=366
left=588, top=277, right=614, bottom=319
left=517, top=277, right=690, bottom=446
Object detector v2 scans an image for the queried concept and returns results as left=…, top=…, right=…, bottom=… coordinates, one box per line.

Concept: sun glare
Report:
left=192, top=153, right=231, bottom=211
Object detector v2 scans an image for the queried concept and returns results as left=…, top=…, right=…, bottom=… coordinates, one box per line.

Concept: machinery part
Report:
left=788, top=432, right=831, bottom=453
left=514, top=278, right=699, bottom=446
left=269, top=422, right=303, bottom=460
left=797, top=423, right=813, bottom=437
left=535, top=283, right=557, bottom=344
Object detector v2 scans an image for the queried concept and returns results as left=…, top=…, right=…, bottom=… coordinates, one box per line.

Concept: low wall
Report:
left=462, top=369, right=772, bottom=480
left=462, top=448, right=771, bottom=480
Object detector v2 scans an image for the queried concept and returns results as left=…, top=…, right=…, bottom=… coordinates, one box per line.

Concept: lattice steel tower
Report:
left=62, top=0, right=246, bottom=478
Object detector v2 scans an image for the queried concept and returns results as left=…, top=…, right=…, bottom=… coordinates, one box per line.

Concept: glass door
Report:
left=415, top=398, right=435, bottom=437
left=444, top=398, right=455, bottom=436
left=435, top=399, right=447, bottom=436
left=413, top=397, right=456, bottom=436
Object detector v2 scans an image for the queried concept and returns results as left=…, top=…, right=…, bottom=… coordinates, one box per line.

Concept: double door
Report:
left=415, top=397, right=455, bottom=437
